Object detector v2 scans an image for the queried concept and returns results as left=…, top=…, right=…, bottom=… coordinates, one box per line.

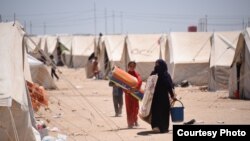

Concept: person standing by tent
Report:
left=150, top=59, right=177, bottom=133
left=50, top=55, right=59, bottom=80
left=125, top=61, right=142, bottom=128
left=109, top=81, right=123, bottom=117
left=92, top=56, right=100, bottom=79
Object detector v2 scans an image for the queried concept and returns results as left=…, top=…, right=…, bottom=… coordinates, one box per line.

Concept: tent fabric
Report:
left=208, top=31, right=241, bottom=91
left=229, top=28, right=250, bottom=99
left=71, top=36, right=95, bottom=68
left=0, top=22, right=27, bottom=105
left=0, top=21, right=38, bottom=141
left=38, top=36, right=47, bottom=52
left=59, top=35, right=73, bottom=67
left=159, top=34, right=168, bottom=61
left=169, top=32, right=212, bottom=85
left=24, top=35, right=41, bottom=53
left=98, top=35, right=126, bottom=79
left=44, top=36, right=59, bottom=63
left=126, top=34, right=163, bottom=80
left=45, top=36, right=58, bottom=55
left=28, top=54, right=57, bottom=89
left=25, top=35, right=47, bottom=62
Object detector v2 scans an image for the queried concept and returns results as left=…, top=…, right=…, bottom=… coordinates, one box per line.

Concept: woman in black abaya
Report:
left=150, top=59, right=177, bottom=133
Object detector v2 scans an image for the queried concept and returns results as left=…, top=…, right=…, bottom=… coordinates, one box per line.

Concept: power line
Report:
left=4, top=9, right=249, bottom=35
left=17, top=9, right=94, bottom=17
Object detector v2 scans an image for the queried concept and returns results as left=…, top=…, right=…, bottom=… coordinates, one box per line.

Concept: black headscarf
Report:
left=151, top=59, right=174, bottom=89
left=151, top=59, right=168, bottom=76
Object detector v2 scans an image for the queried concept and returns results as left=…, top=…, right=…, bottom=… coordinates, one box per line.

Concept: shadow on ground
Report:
left=137, top=130, right=172, bottom=136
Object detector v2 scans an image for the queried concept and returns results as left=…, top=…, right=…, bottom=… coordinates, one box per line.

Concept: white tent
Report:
left=160, top=34, right=168, bottom=61
left=71, top=35, right=95, bottom=68
left=0, top=22, right=39, bottom=141
left=28, top=54, right=57, bottom=89
left=38, top=36, right=47, bottom=52
left=24, top=35, right=41, bottom=52
left=59, top=35, right=73, bottom=67
left=44, top=35, right=58, bottom=61
left=24, top=35, right=48, bottom=63
left=229, top=28, right=250, bottom=99
left=126, top=34, right=163, bottom=80
left=208, top=31, right=241, bottom=91
left=169, top=32, right=212, bottom=85
left=98, top=35, right=126, bottom=79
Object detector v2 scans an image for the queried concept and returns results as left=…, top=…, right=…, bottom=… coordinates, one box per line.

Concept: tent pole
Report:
left=8, top=107, right=20, bottom=141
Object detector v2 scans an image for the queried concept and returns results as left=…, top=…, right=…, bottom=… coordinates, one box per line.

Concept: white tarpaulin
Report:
left=59, top=35, right=73, bottom=67
left=71, top=36, right=95, bottom=68
left=28, top=54, right=57, bottom=89
left=0, top=21, right=38, bottom=141
left=169, top=32, right=212, bottom=85
left=160, top=34, right=168, bottom=61
left=45, top=36, right=58, bottom=55
left=126, top=34, right=163, bottom=80
left=229, top=28, right=250, bottom=99
left=208, top=31, right=240, bottom=91
left=24, top=35, right=41, bottom=52
left=25, top=35, right=47, bottom=62
left=98, top=35, right=126, bottom=78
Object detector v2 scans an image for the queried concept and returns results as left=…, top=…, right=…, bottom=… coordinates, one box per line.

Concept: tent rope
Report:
left=192, top=37, right=211, bottom=61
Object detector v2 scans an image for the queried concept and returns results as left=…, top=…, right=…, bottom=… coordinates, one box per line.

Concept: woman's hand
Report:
left=129, top=87, right=137, bottom=93
left=172, top=97, right=177, bottom=101
left=171, top=94, right=177, bottom=101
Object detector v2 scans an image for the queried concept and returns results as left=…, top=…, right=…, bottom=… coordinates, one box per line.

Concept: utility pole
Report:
left=199, top=17, right=206, bottom=32
left=120, top=11, right=123, bottom=34
left=205, top=15, right=207, bottom=32
left=30, top=21, right=32, bottom=35
left=248, top=17, right=250, bottom=27
left=112, top=10, right=115, bottom=34
left=24, top=21, right=26, bottom=32
left=242, top=19, right=245, bottom=30
left=198, top=18, right=204, bottom=32
left=94, top=1, right=97, bottom=35
left=105, top=8, right=107, bottom=34
left=13, top=13, right=16, bottom=25
left=198, top=19, right=201, bottom=31
left=43, top=22, right=46, bottom=35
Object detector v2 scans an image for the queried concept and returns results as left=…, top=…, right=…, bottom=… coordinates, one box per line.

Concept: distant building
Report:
left=188, top=26, right=197, bottom=32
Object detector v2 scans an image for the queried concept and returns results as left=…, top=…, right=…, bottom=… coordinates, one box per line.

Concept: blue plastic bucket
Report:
left=170, top=100, right=184, bottom=122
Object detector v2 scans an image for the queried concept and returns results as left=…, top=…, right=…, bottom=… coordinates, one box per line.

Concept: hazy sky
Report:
left=1, top=0, right=250, bottom=35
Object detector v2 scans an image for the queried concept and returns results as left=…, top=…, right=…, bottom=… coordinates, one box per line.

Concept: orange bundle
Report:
left=26, top=81, right=49, bottom=112
left=112, top=66, right=138, bottom=88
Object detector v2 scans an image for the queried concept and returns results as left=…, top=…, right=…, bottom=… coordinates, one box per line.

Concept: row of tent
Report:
left=25, top=28, right=250, bottom=99
left=1, top=20, right=250, bottom=141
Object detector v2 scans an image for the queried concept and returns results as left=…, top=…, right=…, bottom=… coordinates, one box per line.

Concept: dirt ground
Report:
left=36, top=67, right=250, bottom=141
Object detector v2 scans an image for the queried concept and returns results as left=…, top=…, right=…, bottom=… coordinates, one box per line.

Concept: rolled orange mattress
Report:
left=112, top=66, right=138, bottom=88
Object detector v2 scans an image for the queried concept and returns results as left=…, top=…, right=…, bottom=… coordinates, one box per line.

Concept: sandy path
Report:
left=36, top=67, right=250, bottom=141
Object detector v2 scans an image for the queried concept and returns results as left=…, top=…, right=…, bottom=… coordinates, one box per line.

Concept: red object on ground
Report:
left=234, top=90, right=240, bottom=99
left=26, top=80, right=49, bottom=112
